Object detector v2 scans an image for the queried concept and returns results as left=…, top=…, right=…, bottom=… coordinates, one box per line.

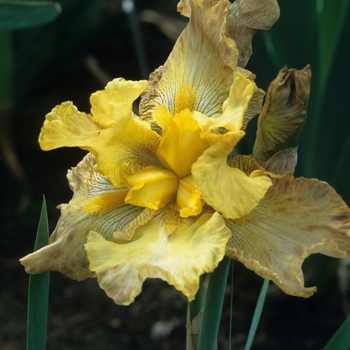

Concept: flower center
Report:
left=124, top=101, right=207, bottom=218
left=175, top=83, right=197, bottom=114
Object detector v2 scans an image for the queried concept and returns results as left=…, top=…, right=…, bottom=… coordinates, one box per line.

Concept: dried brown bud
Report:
left=253, top=65, right=311, bottom=169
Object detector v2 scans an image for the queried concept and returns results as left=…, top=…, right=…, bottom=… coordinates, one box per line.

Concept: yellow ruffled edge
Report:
left=39, top=78, right=164, bottom=188
left=85, top=210, right=232, bottom=305
left=20, top=153, right=152, bottom=280
left=192, top=131, right=272, bottom=219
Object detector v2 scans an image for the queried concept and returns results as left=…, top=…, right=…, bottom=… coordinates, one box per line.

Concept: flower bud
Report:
left=253, top=65, right=311, bottom=173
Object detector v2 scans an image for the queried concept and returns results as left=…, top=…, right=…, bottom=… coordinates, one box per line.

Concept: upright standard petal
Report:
left=20, top=154, right=153, bottom=280
left=154, top=106, right=208, bottom=178
left=210, top=71, right=257, bottom=131
left=85, top=210, right=232, bottom=305
left=140, top=0, right=238, bottom=125
left=225, top=168, right=350, bottom=297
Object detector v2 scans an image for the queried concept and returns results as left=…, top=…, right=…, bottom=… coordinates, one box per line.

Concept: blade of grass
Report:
left=197, top=256, right=231, bottom=350
left=323, top=315, right=350, bottom=350
left=244, top=279, right=269, bottom=350
left=26, top=197, right=50, bottom=350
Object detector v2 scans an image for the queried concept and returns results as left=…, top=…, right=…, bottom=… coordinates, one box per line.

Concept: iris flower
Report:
left=21, top=0, right=350, bottom=304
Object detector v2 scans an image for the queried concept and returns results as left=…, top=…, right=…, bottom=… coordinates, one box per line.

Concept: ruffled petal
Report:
left=212, top=71, right=257, bottom=131
left=140, top=0, right=238, bottom=124
left=92, top=114, right=161, bottom=187
left=125, top=166, right=179, bottom=210
left=177, top=175, right=203, bottom=218
left=225, top=174, right=350, bottom=297
left=39, top=78, right=148, bottom=150
left=85, top=210, right=232, bottom=305
left=20, top=154, right=153, bottom=280
left=39, top=78, right=160, bottom=187
left=90, top=78, right=148, bottom=127
left=39, top=101, right=102, bottom=151
left=192, top=132, right=272, bottom=219
left=154, top=105, right=208, bottom=177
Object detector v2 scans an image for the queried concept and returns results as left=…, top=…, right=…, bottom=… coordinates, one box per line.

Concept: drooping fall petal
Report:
left=20, top=154, right=154, bottom=280
left=85, top=211, right=232, bottom=305
left=192, top=132, right=272, bottom=219
left=225, top=172, right=350, bottom=297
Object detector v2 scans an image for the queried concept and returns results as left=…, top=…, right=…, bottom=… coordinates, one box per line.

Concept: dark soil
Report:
left=1, top=2, right=350, bottom=349
left=2, top=247, right=348, bottom=350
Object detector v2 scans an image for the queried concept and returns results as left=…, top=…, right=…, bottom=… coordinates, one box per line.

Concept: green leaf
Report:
left=26, top=197, right=50, bottom=350
left=197, top=257, right=231, bottom=350
left=189, top=275, right=204, bottom=322
left=323, top=315, right=350, bottom=350
left=244, top=279, right=269, bottom=350
left=0, top=1, right=61, bottom=31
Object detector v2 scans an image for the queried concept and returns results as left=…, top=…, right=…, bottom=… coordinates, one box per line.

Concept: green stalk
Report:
left=190, top=275, right=204, bottom=322
left=197, top=257, right=231, bottom=350
left=244, top=279, right=269, bottom=350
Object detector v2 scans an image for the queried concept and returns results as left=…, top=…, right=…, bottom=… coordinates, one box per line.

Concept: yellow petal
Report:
left=20, top=153, right=152, bottom=280
left=225, top=174, right=350, bottom=297
left=125, top=166, right=179, bottom=210
left=212, top=71, right=257, bottom=131
left=177, top=175, right=203, bottom=218
left=39, top=79, right=160, bottom=187
left=39, top=78, right=148, bottom=151
left=90, top=78, right=148, bottom=127
left=85, top=210, right=232, bottom=305
left=92, top=114, right=161, bottom=187
left=154, top=106, right=208, bottom=178
left=192, top=132, right=272, bottom=219
left=140, top=0, right=238, bottom=123
left=39, top=101, right=102, bottom=151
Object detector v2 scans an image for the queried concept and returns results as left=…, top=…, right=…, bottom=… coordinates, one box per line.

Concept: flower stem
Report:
left=197, top=256, right=231, bottom=350
left=244, top=279, right=269, bottom=350
left=190, top=275, right=204, bottom=321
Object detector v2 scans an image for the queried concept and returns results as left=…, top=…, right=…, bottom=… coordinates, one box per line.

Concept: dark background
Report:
left=1, top=0, right=350, bottom=349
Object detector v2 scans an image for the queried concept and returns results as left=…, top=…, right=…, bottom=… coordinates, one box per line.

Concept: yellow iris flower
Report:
left=20, top=0, right=350, bottom=304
